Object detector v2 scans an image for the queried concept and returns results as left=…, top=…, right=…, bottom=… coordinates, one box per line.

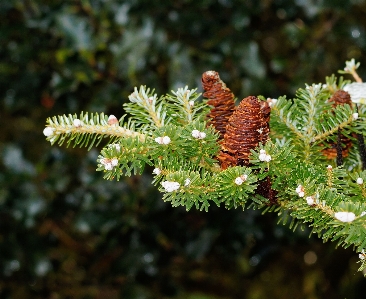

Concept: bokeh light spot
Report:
left=304, top=250, right=317, bottom=265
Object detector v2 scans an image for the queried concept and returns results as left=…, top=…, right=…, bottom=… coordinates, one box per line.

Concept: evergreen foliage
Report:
left=44, top=59, right=366, bottom=274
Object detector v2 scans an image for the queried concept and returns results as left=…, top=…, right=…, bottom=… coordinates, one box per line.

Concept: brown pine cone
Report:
left=322, top=90, right=353, bottom=159
left=217, top=96, right=270, bottom=168
left=202, top=71, right=236, bottom=140
left=328, top=90, right=352, bottom=107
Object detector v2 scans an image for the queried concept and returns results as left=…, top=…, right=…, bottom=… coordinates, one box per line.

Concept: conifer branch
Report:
left=43, top=59, right=366, bottom=274
left=270, top=97, right=306, bottom=140
left=340, top=58, right=362, bottom=83
left=125, top=86, right=168, bottom=130
left=44, top=112, right=146, bottom=150
left=312, top=106, right=355, bottom=142
left=165, top=86, right=206, bottom=125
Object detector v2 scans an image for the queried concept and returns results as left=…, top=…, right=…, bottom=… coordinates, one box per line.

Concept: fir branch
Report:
left=44, top=112, right=145, bottom=150
left=164, top=86, right=207, bottom=125
left=339, top=58, right=362, bottom=83
left=270, top=96, right=305, bottom=140
left=148, top=121, right=220, bottom=172
left=275, top=189, right=366, bottom=251
left=346, top=171, right=366, bottom=200
left=124, top=86, right=169, bottom=130
left=97, top=137, right=150, bottom=179
left=43, top=60, right=366, bottom=274
left=297, top=84, right=329, bottom=141
left=214, top=166, right=258, bottom=209
left=312, top=104, right=355, bottom=142
left=159, top=170, right=218, bottom=211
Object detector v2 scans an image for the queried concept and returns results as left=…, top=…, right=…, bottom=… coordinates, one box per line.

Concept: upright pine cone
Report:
left=328, top=90, right=353, bottom=107
left=217, top=96, right=270, bottom=168
left=202, top=71, right=235, bottom=140
left=322, top=90, right=353, bottom=159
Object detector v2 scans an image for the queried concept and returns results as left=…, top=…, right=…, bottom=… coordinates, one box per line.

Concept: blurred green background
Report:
left=1, top=0, right=366, bottom=298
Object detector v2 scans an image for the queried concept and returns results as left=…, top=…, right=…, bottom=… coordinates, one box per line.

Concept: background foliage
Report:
left=1, top=0, right=366, bottom=298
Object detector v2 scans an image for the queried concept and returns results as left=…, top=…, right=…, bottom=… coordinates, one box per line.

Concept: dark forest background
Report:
left=1, top=0, right=366, bottom=298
